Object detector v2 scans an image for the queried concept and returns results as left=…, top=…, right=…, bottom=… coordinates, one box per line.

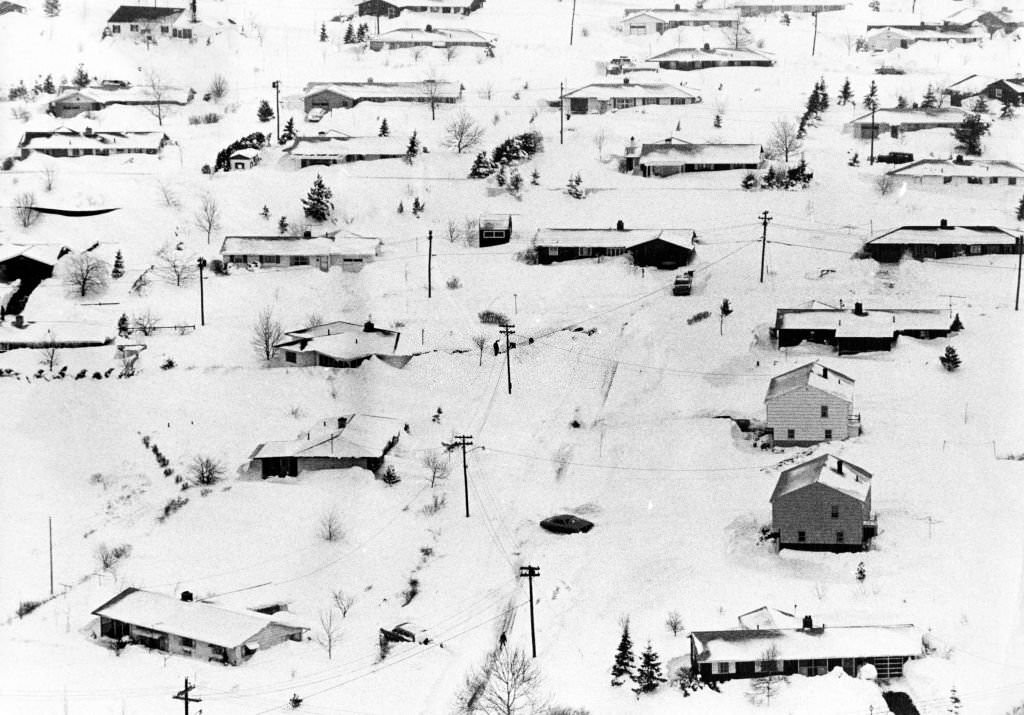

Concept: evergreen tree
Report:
left=921, top=85, right=939, bottom=109
left=468, top=151, right=497, bottom=179
left=379, top=118, right=390, bottom=137
left=411, top=197, right=424, bottom=217
left=797, top=113, right=809, bottom=139
left=281, top=117, right=296, bottom=143
left=896, top=95, right=909, bottom=110
left=301, top=174, right=334, bottom=221
left=713, top=113, right=722, bottom=128
left=633, top=642, right=666, bottom=695
left=117, top=313, right=130, bottom=337
left=863, top=80, right=879, bottom=111
left=951, top=313, right=964, bottom=332
left=868, top=0, right=879, bottom=10
left=838, top=77, right=853, bottom=106
left=44, top=0, right=60, bottom=17
left=1000, top=101, right=1016, bottom=120
left=855, top=561, right=866, bottom=581
left=73, top=63, right=90, bottom=89
left=111, top=250, right=125, bottom=279
left=530, top=167, right=540, bottom=185
left=278, top=216, right=289, bottom=234
left=815, top=77, right=829, bottom=112
left=567, top=173, right=584, bottom=199
left=741, top=172, right=758, bottom=189
left=41, top=74, right=56, bottom=94
left=495, top=163, right=507, bottom=187
left=610, top=621, right=636, bottom=686
left=1016, top=194, right=1024, bottom=221
left=404, top=131, right=420, bottom=164
left=260, top=205, right=271, bottom=219
left=257, top=99, right=274, bottom=122
left=508, top=168, right=523, bottom=195
left=762, top=166, right=778, bottom=189
left=357, top=23, right=369, bottom=42
left=848, top=152, right=860, bottom=166
left=344, top=23, right=355, bottom=44
left=397, top=201, right=404, bottom=214
left=319, top=23, right=328, bottom=42
left=939, top=346, right=961, bottom=371
left=781, top=12, right=790, bottom=25
left=972, top=95, right=990, bottom=114
left=381, top=465, right=400, bottom=485
left=953, top=113, right=990, bottom=155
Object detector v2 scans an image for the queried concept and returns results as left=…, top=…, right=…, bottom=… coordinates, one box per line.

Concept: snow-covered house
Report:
left=47, top=85, right=193, bottom=118
left=944, top=75, right=1024, bottom=107
left=357, top=0, right=484, bottom=19
left=864, top=220, right=1020, bottom=262
left=848, top=107, right=968, bottom=140
left=689, top=620, right=921, bottom=681
left=104, top=4, right=194, bottom=39
left=0, top=243, right=69, bottom=284
left=772, top=303, right=955, bottom=353
left=647, top=46, right=774, bottom=71
left=619, top=8, right=739, bottom=35
left=943, top=7, right=1020, bottom=36
left=865, top=25, right=984, bottom=52
left=17, top=127, right=169, bottom=159
left=92, top=588, right=306, bottom=665
left=228, top=147, right=260, bottom=171
left=764, top=362, right=859, bottom=447
left=0, top=2, right=27, bottom=16
left=623, top=136, right=763, bottom=176
left=220, top=232, right=381, bottom=271
left=285, top=135, right=409, bottom=166
left=249, top=413, right=403, bottom=477
left=534, top=222, right=696, bottom=267
left=368, top=26, right=494, bottom=50
left=886, top=159, right=1024, bottom=187
left=479, top=214, right=513, bottom=247
left=272, top=320, right=410, bottom=369
left=729, top=1, right=847, bottom=16
left=561, top=79, right=701, bottom=115
left=770, top=454, right=875, bottom=551
left=302, top=80, right=461, bottom=112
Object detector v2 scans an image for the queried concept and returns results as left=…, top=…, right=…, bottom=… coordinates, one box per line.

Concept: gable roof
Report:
left=303, top=80, right=462, bottom=102
left=771, top=454, right=872, bottom=503
left=764, top=361, right=854, bottom=403
left=887, top=159, right=1024, bottom=179
left=534, top=227, right=695, bottom=250
left=250, top=414, right=402, bottom=460
left=220, top=234, right=379, bottom=258
left=691, top=624, right=921, bottom=663
left=944, top=73, right=998, bottom=95
left=0, top=243, right=68, bottom=267
left=563, top=81, right=700, bottom=101
left=107, top=5, right=184, bottom=23
left=849, top=107, right=968, bottom=126
left=0, top=2, right=26, bottom=15
left=273, top=320, right=403, bottom=362
left=868, top=223, right=1018, bottom=246
left=621, top=8, right=740, bottom=24
left=92, top=588, right=302, bottom=648
left=647, top=46, right=772, bottom=62
left=637, top=141, right=763, bottom=166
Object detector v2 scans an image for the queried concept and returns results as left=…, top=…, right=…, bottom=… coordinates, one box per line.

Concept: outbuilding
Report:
left=765, top=361, right=859, bottom=446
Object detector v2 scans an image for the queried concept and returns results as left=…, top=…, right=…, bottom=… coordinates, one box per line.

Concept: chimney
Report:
left=367, top=77, right=374, bottom=84
left=623, top=77, right=630, bottom=85
left=425, top=23, right=433, bottom=32
left=835, top=458, right=844, bottom=474
left=364, top=320, right=375, bottom=332
left=674, top=3, right=680, bottom=9
left=853, top=302, right=864, bottom=316
left=181, top=590, right=194, bottom=602
left=84, top=126, right=95, bottom=137
left=821, top=365, right=828, bottom=379
left=616, top=219, right=625, bottom=231
left=190, top=0, right=197, bottom=23
left=939, top=218, right=950, bottom=228
left=802, top=615, right=813, bottom=630
left=302, top=229, right=312, bottom=238
left=14, top=315, right=25, bottom=328
left=703, top=42, right=711, bottom=51
left=953, top=155, right=964, bottom=165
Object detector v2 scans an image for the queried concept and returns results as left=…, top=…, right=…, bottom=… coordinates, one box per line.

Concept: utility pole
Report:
left=499, top=323, right=515, bottom=394
left=1016, top=235, right=1022, bottom=312
left=569, top=0, right=577, bottom=46
left=48, top=516, right=54, bottom=596
left=271, top=80, right=281, bottom=143
left=559, top=82, right=564, bottom=145
left=427, top=230, right=433, bottom=299
left=196, top=257, right=207, bottom=326
left=172, top=678, right=201, bottom=715
left=453, top=434, right=473, bottom=518
left=811, top=11, right=819, bottom=56
left=519, top=565, right=540, bottom=657
left=759, top=210, right=772, bottom=283
left=868, top=106, right=877, bottom=165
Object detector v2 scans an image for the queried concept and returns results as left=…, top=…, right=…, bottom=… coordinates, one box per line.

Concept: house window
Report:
left=285, top=352, right=296, bottom=363
left=578, top=247, right=592, bottom=257
left=824, top=429, right=833, bottom=440
left=130, top=24, right=139, bottom=31
left=482, top=230, right=502, bottom=239
left=161, top=25, right=169, bottom=33
left=180, top=637, right=195, bottom=648
left=969, top=245, right=982, bottom=255
left=291, top=256, right=310, bottom=266
left=548, top=247, right=559, bottom=256
left=836, top=531, right=845, bottom=543
left=943, top=176, right=953, bottom=184
left=714, top=662, right=732, bottom=675
left=994, top=88, right=1003, bottom=98
left=112, top=24, right=121, bottom=33
left=831, top=505, right=839, bottom=518
left=786, top=429, right=795, bottom=439
left=967, top=176, right=982, bottom=184
left=755, top=659, right=782, bottom=673
left=260, top=255, right=280, bottom=264
left=797, top=531, right=806, bottom=543
left=181, top=28, right=192, bottom=38
left=820, top=405, right=829, bottom=418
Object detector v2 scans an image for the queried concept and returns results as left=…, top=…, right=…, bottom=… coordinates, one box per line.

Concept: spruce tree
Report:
left=468, top=151, right=496, bottom=179
left=1016, top=194, right=1024, bottom=221
left=357, top=23, right=369, bottom=42
left=379, top=118, right=390, bottom=137
left=567, top=173, right=584, bottom=199
left=319, top=23, right=328, bottom=42
left=344, top=23, right=355, bottom=44
left=260, top=205, right=271, bottom=219
left=508, top=168, right=523, bottom=195
left=953, top=113, right=989, bottom=155
left=838, top=77, right=853, bottom=106
left=404, top=131, right=420, bottom=164
left=281, top=117, right=296, bottom=143
left=530, top=167, right=540, bottom=185
left=301, top=174, right=334, bottom=221
left=397, top=201, right=404, bottom=214
left=939, top=346, right=961, bottom=371
left=381, top=465, right=400, bottom=485
left=42, top=74, right=56, bottom=94
left=495, top=164, right=507, bottom=187
left=633, top=642, right=666, bottom=695
left=896, top=95, right=909, bottom=110
left=73, top=64, right=90, bottom=89
left=44, top=0, right=60, bottom=17
left=257, top=99, right=274, bottom=123
left=111, top=250, right=125, bottom=279
left=713, top=114, right=722, bottom=128
left=815, top=77, right=829, bottom=112
left=951, top=313, right=964, bottom=332
left=863, top=81, right=879, bottom=111
left=278, top=216, right=289, bottom=234
left=610, top=621, right=636, bottom=686
left=411, top=197, right=424, bottom=217
left=972, top=95, right=989, bottom=114
left=921, top=85, right=939, bottom=109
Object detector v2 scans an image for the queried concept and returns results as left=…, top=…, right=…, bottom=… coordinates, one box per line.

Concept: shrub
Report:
left=1, top=157, right=13, bottom=171
left=158, top=496, right=189, bottom=521
left=381, top=465, right=401, bottom=486
left=160, top=358, right=176, bottom=370
left=318, top=509, right=344, bottom=542
left=446, top=276, right=462, bottom=290
left=515, top=247, right=538, bottom=264
left=421, top=494, right=447, bottom=516
left=17, top=600, right=44, bottom=618
left=189, top=113, right=221, bottom=125
left=96, top=543, right=132, bottom=570
left=209, top=258, right=230, bottom=275
left=687, top=311, right=711, bottom=325
left=189, top=456, right=225, bottom=485
left=478, top=309, right=509, bottom=325
left=401, top=577, right=420, bottom=606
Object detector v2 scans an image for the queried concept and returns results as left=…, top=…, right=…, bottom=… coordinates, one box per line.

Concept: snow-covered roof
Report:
left=944, top=73, right=998, bottom=95
left=535, top=227, right=696, bottom=250
left=251, top=414, right=402, bottom=460
left=691, top=624, right=921, bottom=663
left=647, top=47, right=772, bottom=63
left=729, top=0, right=847, bottom=9
left=92, top=588, right=303, bottom=648
left=771, top=454, right=872, bottom=503
left=107, top=5, right=184, bottom=23
left=868, top=224, right=1018, bottom=246
left=220, top=235, right=380, bottom=258
left=370, top=27, right=495, bottom=44
left=887, top=159, right=1024, bottom=179
left=51, top=86, right=192, bottom=107
left=738, top=606, right=799, bottom=630
left=562, top=81, right=700, bottom=101
left=0, top=2, right=27, bottom=15
left=866, top=26, right=983, bottom=41
left=288, top=136, right=407, bottom=158
left=764, top=361, right=854, bottom=403
left=360, top=0, right=479, bottom=8
left=19, top=129, right=167, bottom=152
left=302, top=80, right=462, bottom=101
left=480, top=214, right=512, bottom=229
left=621, top=8, right=739, bottom=23
left=849, top=107, right=968, bottom=126
left=230, top=148, right=260, bottom=160
left=776, top=308, right=952, bottom=334
left=638, top=141, right=762, bottom=166
left=0, top=243, right=67, bottom=266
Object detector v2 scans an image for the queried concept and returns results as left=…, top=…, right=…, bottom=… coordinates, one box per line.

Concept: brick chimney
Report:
left=181, top=590, right=194, bottom=602
left=616, top=219, right=625, bottom=231
left=939, top=218, right=951, bottom=229
left=853, top=302, right=865, bottom=316
left=802, top=615, right=813, bottom=630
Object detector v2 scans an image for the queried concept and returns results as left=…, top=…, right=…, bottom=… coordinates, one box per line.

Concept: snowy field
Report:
left=1, top=0, right=1024, bottom=713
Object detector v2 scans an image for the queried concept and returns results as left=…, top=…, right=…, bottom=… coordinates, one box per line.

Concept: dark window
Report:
left=714, top=662, right=731, bottom=674
left=161, top=25, right=169, bottom=33
left=943, top=176, right=953, bottom=184
left=1010, top=178, right=1017, bottom=185
left=824, top=429, right=833, bottom=439
left=797, top=531, right=806, bottom=543
left=967, top=176, right=983, bottom=185
left=130, top=24, right=139, bottom=31
left=285, top=352, right=296, bottom=363
left=112, top=24, right=121, bottom=33
left=260, top=255, right=280, bottom=264
left=180, top=636, right=195, bottom=648
left=836, top=531, right=845, bottom=543
left=820, top=405, right=829, bottom=418
left=787, top=429, right=795, bottom=439
left=291, top=256, right=310, bottom=266
left=990, top=177, right=998, bottom=184
left=831, top=505, right=839, bottom=518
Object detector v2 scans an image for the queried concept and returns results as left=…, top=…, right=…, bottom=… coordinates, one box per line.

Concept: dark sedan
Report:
left=540, top=514, right=595, bottom=534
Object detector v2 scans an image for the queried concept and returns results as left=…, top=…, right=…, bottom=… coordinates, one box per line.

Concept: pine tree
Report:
left=301, top=174, right=334, bottom=221
left=73, top=64, right=90, bottom=89
left=397, top=201, right=404, bottom=214
left=951, top=313, right=964, bottom=332
left=281, top=117, right=296, bottom=143
left=319, top=23, right=328, bottom=42
left=44, top=0, right=60, bottom=18
left=921, top=85, right=939, bottom=109
left=111, top=250, right=125, bottom=279
left=797, top=113, right=809, bottom=139
left=1000, top=101, right=1016, bottom=120
left=896, top=95, right=909, bottom=109
left=278, top=216, right=289, bottom=234
left=41, top=74, right=56, bottom=94
left=495, top=164, right=507, bottom=187
left=344, top=23, right=355, bottom=44
left=379, top=118, right=390, bottom=137
left=381, top=465, right=400, bottom=485
left=508, top=168, right=523, bottom=195
left=468, top=151, right=497, bottom=178
left=855, top=561, right=866, bottom=581
left=953, top=113, right=990, bottom=155
left=610, top=621, right=636, bottom=686
left=405, top=131, right=420, bottom=164
left=838, top=77, right=853, bottom=106
left=939, top=346, right=961, bottom=371
left=260, top=205, right=271, bottom=219
left=815, top=77, right=829, bottom=112
left=567, top=173, right=584, bottom=199
left=863, top=80, right=879, bottom=111
left=117, top=313, right=130, bottom=337
left=411, top=197, right=424, bottom=217
left=357, top=23, right=369, bottom=42
left=633, top=642, right=666, bottom=695
left=530, top=167, right=540, bottom=185
left=257, top=99, right=274, bottom=122
left=972, top=95, right=990, bottom=114
left=713, top=114, right=722, bottom=128
left=1016, top=194, right=1024, bottom=221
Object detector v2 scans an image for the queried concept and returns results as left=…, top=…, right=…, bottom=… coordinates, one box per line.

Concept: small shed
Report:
left=478, top=214, right=512, bottom=247
left=229, top=148, right=260, bottom=171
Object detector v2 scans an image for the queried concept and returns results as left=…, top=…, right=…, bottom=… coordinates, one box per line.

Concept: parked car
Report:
left=875, top=65, right=906, bottom=75
left=875, top=152, right=914, bottom=164
left=380, top=622, right=431, bottom=644
left=306, top=107, right=327, bottom=123
left=672, top=270, right=694, bottom=296
left=540, top=514, right=594, bottom=534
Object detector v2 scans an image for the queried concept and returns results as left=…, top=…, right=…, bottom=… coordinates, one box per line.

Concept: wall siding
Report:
left=773, top=481, right=868, bottom=548
left=766, top=386, right=851, bottom=444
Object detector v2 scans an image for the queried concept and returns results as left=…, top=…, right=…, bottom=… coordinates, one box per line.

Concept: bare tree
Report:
left=62, top=253, right=109, bottom=297
left=156, top=244, right=198, bottom=286
left=445, top=45, right=459, bottom=62
left=41, top=167, right=56, bottom=192
left=730, top=13, right=751, bottom=50
left=666, top=611, right=684, bottom=637
left=318, top=508, right=344, bottom=542
left=766, top=119, right=802, bottom=164
left=332, top=589, right=354, bottom=617
left=252, top=306, right=283, bottom=361
left=317, top=608, right=343, bottom=660
left=748, top=644, right=785, bottom=706
left=473, top=334, right=488, bottom=366
left=424, top=73, right=446, bottom=121
left=443, top=111, right=484, bottom=153
left=157, top=180, right=180, bottom=208
left=37, top=331, right=61, bottom=372
left=422, top=451, right=451, bottom=487
left=133, top=309, right=159, bottom=336
left=876, top=174, right=896, bottom=196
left=193, top=193, right=221, bottom=244
left=208, top=73, right=229, bottom=102
left=189, top=456, right=225, bottom=485
left=477, top=648, right=544, bottom=715
left=14, top=192, right=40, bottom=228
left=142, top=71, right=169, bottom=126
left=305, top=312, right=325, bottom=329
left=593, top=128, right=608, bottom=161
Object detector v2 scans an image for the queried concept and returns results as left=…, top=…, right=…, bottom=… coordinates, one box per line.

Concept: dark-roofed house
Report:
left=273, top=320, right=410, bottom=369
left=945, top=75, right=1024, bottom=107
left=765, top=362, right=859, bottom=447
left=624, top=136, right=763, bottom=176
left=864, top=220, right=1019, bottom=262
left=848, top=107, right=969, bottom=140
left=690, top=620, right=921, bottom=681
left=772, top=303, right=955, bottom=353
left=249, top=413, right=403, bottom=477
left=771, top=454, right=875, bottom=551
left=18, top=127, right=169, bottom=159
left=562, top=79, right=700, bottom=115
left=92, top=588, right=306, bottom=665
left=105, top=5, right=196, bottom=39
left=358, top=0, right=484, bottom=19
left=220, top=231, right=380, bottom=272
left=479, top=214, right=513, bottom=247
left=303, top=80, right=461, bottom=112
left=887, top=159, right=1024, bottom=187
left=647, top=46, right=774, bottom=71
left=944, top=7, right=1021, bottom=36
left=47, top=85, right=193, bottom=118
left=534, top=222, right=696, bottom=268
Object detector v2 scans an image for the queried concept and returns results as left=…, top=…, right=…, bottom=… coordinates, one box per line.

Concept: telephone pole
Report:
left=453, top=434, right=473, bottom=518
left=569, top=0, right=577, bottom=45
left=48, top=516, right=54, bottom=596
left=759, top=210, right=772, bottom=283
left=271, top=80, right=281, bottom=143
left=196, top=257, right=207, bottom=326
left=172, top=678, right=201, bottom=715
left=559, top=82, right=564, bottom=145
left=519, top=565, right=540, bottom=657
left=811, top=11, right=819, bottom=56
left=868, top=105, right=877, bottom=165
left=427, top=230, right=433, bottom=299
left=499, top=323, right=515, bottom=394
left=1016, top=235, right=1022, bottom=311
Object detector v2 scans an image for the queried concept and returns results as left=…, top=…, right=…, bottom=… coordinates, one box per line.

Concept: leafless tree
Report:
left=446, top=219, right=461, bottom=244
left=424, top=74, right=445, bottom=121
left=443, top=111, right=484, bottom=153
left=193, top=193, right=221, bottom=244
left=318, top=508, right=344, bottom=542
left=317, top=608, right=343, bottom=660
left=748, top=644, right=785, bottom=706
left=156, top=244, right=198, bottom=286
left=14, top=192, right=40, bottom=228
left=62, top=253, right=109, bottom=297
left=766, top=119, right=802, bottom=164
left=157, top=180, right=180, bottom=208
left=189, top=456, right=225, bottom=485
left=476, top=648, right=545, bottom=715
left=730, top=13, right=751, bottom=50
left=37, top=331, right=61, bottom=372
left=252, top=306, right=283, bottom=361
left=208, top=73, right=229, bottom=102
left=332, top=589, right=354, bottom=617
left=666, top=611, right=684, bottom=636
left=142, top=71, right=169, bottom=126
left=41, top=167, right=56, bottom=192
left=473, top=334, right=488, bottom=366
left=422, top=450, right=451, bottom=487
left=876, top=174, right=896, bottom=196
left=133, top=309, right=159, bottom=336
left=464, top=217, right=478, bottom=243
left=445, top=45, right=458, bottom=62
left=593, top=128, right=608, bottom=161
left=482, top=83, right=494, bottom=101
left=305, top=312, right=325, bottom=329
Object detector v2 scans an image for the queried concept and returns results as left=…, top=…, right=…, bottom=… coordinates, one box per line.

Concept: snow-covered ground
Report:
left=1, top=0, right=1023, bottom=713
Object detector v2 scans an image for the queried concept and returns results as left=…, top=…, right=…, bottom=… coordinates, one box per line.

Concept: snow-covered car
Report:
left=380, top=622, right=431, bottom=644
left=540, top=514, right=594, bottom=534
left=306, top=107, right=327, bottom=123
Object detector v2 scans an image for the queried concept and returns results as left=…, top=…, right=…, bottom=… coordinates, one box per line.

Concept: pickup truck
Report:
left=672, top=270, right=694, bottom=296
left=875, top=152, right=914, bottom=164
